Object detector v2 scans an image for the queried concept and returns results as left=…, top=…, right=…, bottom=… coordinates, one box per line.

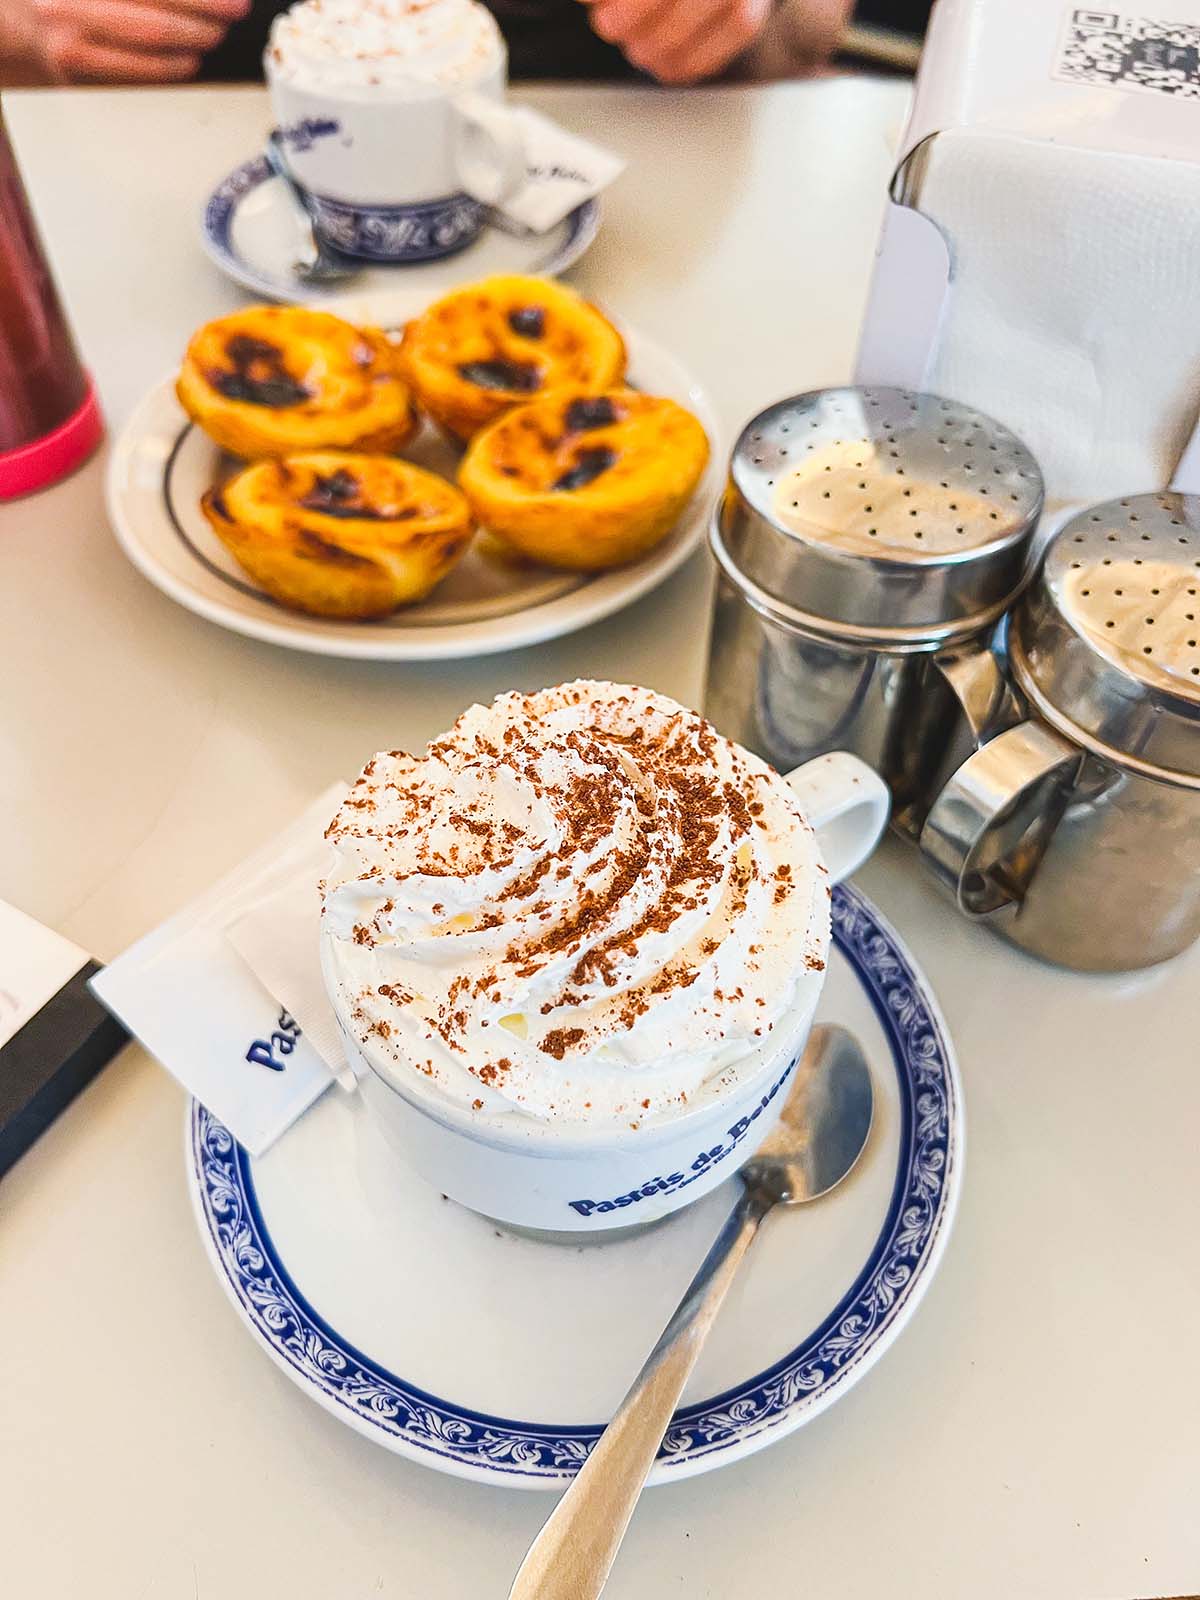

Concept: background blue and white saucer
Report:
left=187, top=882, right=962, bottom=1487
left=201, top=152, right=600, bottom=308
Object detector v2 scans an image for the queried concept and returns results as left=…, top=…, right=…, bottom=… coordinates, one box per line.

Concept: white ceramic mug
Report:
left=326, top=751, right=890, bottom=1236
left=264, top=53, right=526, bottom=263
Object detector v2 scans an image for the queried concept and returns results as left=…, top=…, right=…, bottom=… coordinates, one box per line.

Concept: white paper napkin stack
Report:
left=855, top=0, right=1200, bottom=507
left=920, top=128, right=1200, bottom=504
left=92, top=787, right=351, bottom=1156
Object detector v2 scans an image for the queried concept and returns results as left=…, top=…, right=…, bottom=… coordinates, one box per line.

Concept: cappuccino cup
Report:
left=264, top=0, right=527, bottom=263
left=320, top=681, right=891, bottom=1234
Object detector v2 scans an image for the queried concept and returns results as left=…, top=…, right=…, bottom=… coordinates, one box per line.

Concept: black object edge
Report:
left=0, top=960, right=128, bottom=1180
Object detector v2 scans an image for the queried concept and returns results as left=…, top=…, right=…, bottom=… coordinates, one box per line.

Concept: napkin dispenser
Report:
left=855, top=0, right=1200, bottom=506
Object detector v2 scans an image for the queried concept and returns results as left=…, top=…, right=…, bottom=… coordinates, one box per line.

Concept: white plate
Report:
left=105, top=326, right=720, bottom=662
left=188, top=882, right=963, bottom=1487
left=201, top=152, right=599, bottom=310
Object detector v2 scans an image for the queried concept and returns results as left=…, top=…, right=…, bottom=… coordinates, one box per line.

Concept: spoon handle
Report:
left=265, top=132, right=316, bottom=223
left=508, top=1186, right=771, bottom=1600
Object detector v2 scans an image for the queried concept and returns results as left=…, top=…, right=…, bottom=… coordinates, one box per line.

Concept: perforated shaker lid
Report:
left=712, top=387, right=1044, bottom=641
left=1010, top=492, right=1200, bottom=783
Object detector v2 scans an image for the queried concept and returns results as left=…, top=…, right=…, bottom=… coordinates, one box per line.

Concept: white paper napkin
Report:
left=226, top=875, right=350, bottom=1087
left=919, top=128, right=1200, bottom=502
left=91, top=785, right=349, bottom=1155
left=497, top=107, right=625, bottom=235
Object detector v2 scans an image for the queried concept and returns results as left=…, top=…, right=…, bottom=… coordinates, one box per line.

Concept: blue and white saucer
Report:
left=187, top=882, right=962, bottom=1487
left=201, top=152, right=600, bottom=309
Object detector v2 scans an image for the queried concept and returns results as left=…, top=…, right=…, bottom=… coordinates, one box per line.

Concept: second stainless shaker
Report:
left=921, top=492, right=1200, bottom=971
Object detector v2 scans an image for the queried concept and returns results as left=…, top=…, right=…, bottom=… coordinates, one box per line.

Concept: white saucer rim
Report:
left=198, top=150, right=600, bottom=306
left=185, top=881, right=963, bottom=1489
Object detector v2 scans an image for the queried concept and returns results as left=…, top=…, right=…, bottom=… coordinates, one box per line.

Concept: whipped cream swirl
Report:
left=267, top=0, right=502, bottom=92
left=321, top=682, right=829, bottom=1126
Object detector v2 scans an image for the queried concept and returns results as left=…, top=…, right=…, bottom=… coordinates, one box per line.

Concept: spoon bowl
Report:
left=743, top=1023, right=874, bottom=1206
left=264, top=132, right=361, bottom=290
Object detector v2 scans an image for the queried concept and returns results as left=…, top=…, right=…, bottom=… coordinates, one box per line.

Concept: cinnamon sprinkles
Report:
left=321, top=681, right=830, bottom=1119
left=540, top=1027, right=585, bottom=1059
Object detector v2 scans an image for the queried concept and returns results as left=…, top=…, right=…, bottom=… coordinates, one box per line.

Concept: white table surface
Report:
left=2, top=81, right=1197, bottom=1600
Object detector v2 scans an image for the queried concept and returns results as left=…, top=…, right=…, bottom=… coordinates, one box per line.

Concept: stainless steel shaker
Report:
left=920, top=492, right=1200, bottom=971
left=704, top=387, right=1044, bottom=835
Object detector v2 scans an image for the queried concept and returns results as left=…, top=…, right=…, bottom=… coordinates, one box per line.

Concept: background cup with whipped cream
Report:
left=320, top=681, right=889, bottom=1235
left=264, top=0, right=527, bottom=263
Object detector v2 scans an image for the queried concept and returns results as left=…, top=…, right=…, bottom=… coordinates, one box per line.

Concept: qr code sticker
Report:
left=1055, top=8, right=1200, bottom=97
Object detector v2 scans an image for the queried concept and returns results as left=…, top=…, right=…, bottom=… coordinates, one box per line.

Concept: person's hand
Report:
left=3, top=0, right=249, bottom=82
left=582, top=0, right=773, bottom=83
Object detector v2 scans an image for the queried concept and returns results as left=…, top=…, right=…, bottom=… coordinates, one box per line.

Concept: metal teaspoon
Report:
left=264, top=130, right=360, bottom=289
left=508, top=1024, right=874, bottom=1600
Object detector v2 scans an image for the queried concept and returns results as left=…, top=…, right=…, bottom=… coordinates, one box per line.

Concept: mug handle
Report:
left=452, top=91, right=527, bottom=207
left=918, top=720, right=1081, bottom=917
left=785, top=752, right=891, bottom=884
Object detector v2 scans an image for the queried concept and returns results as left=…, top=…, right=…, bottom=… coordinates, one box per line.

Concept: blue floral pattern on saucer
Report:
left=305, top=191, right=485, bottom=263
left=188, top=881, right=961, bottom=1485
left=200, top=152, right=600, bottom=303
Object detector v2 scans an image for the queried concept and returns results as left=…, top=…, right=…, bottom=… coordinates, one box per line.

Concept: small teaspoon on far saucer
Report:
left=507, top=1024, right=874, bottom=1600
left=264, top=131, right=361, bottom=289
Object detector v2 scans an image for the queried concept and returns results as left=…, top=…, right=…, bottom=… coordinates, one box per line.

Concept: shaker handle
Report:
left=919, top=721, right=1082, bottom=917
left=931, top=644, right=1024, bottom=746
